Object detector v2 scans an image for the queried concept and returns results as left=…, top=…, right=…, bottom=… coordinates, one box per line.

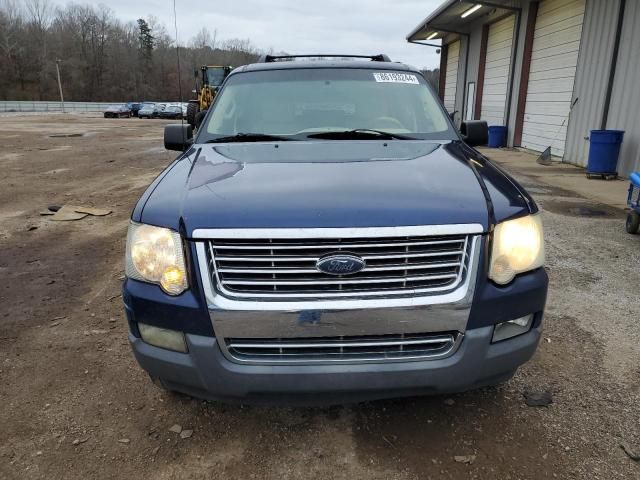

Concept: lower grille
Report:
left=225, top=332, right=459, bottom=363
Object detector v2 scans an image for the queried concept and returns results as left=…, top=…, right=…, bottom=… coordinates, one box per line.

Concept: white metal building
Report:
left=480, top=14, right=515, bottom=127
left=407, top=0, right=640, bottom=176
left=443, top=40, right=461, bottom=113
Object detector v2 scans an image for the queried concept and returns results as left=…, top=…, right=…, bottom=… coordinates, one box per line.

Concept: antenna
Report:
left=172, top=0, right=186, bottom=144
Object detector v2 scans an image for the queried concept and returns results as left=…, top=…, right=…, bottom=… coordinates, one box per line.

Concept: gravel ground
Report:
left=0, top=115, right=638, bottom=479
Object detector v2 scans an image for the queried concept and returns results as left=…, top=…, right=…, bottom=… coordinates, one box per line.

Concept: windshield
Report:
left=206, top=67, right=227, bottom=87
left=200, top=68, right=455, bottom=142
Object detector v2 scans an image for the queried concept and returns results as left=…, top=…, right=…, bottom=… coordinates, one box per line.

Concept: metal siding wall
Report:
left=443, top=40, right=460, bottom=114
left=507, top=2, right=533, bottom=147
left=481, top=15, right=516, bottom=126
left=564, top=0, right=619, bottom=167
left=521, top=0, right=586, bottom=157
left=463, top=27, right=483, bottom=122
left=606, top=0, right=640, bottom=176
left=466, top=27, right=482, bottom=86
left=454, top=37, right=469, bottom=128
left=445, top=4, right=528, bottom=143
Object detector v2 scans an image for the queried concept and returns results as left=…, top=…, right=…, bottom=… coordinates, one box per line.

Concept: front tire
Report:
left=187, top=103, right=198, bottom=129
left=195, top=110, right=207, bottom=129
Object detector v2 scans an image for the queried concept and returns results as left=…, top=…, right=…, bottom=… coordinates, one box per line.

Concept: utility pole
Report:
left=55, top=59, right=65, bottom=113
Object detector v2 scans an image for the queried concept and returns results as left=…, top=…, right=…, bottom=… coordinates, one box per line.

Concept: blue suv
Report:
left=123, top=54, right=547, bottom=404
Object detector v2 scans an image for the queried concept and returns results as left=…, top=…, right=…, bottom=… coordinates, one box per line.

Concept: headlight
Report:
left=125, top=223, right=188, bottom=295
left=489, top=214, right=544, bottom=285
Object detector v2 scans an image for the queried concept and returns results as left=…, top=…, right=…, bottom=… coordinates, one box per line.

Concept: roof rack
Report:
left=258, top=54, right=392, bottom=63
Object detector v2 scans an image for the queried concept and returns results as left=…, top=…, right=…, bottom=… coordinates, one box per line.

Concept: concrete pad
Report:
left=478, top=147, right=630, bottom=210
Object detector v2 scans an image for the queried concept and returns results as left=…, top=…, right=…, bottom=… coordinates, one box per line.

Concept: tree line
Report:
left=0, top=0, right=441, bottom=102
left=0, top=0, right=264, bottom=102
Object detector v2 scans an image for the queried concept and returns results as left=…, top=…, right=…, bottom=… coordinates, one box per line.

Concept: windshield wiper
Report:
left=306, top=129, right=415, bottom=140
left=205, top=133, right=295, bottom=143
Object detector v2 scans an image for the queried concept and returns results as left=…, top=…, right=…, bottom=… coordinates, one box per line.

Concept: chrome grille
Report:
left=205, top=232, right=474, bottom=299
left=225, top=332, right=459, bottom=363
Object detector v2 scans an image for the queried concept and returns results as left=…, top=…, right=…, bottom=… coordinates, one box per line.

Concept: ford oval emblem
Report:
left=316, top=254, right=365, bottom=275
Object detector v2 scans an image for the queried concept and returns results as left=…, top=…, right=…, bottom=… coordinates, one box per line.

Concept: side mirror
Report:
left=164, top=124, right=193, bottom=151
left=460, top=120, right=488, bottom=147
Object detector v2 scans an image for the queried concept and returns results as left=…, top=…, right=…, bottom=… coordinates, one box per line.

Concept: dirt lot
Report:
left=0, top=114, right=639, bottom=479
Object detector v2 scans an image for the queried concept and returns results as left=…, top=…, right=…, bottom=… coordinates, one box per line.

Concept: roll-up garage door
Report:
left=521, top=0, right=585, bottom=157
left=481, top=15, right=515, bottom=126
left=443, top=40, right=460, bottom=114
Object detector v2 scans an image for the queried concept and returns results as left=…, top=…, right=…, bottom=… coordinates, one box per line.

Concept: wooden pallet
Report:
left=586, top=172, right=618, bottom=180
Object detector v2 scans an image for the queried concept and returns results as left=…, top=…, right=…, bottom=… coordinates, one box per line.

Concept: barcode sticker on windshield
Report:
left=373, top=72, right=419, bottom=84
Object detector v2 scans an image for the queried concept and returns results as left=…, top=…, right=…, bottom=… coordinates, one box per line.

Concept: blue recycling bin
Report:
left=587, top=130, right=624, bottom=174
left=488, top=126, right=507, bottom=148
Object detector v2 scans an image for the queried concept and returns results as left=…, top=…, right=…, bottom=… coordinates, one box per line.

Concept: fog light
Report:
left=492, top=314, right=534, bottom=343
left=138, top=323, right=188, bottom=353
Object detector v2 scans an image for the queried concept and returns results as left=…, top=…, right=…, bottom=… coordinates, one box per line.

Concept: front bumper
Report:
left=123, top=234, right=548, bottom=404
left=130, top=324, right=541, bottom=405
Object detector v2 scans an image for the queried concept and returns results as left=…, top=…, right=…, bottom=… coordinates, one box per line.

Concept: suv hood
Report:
left=138, top=141, right=532, bottom=236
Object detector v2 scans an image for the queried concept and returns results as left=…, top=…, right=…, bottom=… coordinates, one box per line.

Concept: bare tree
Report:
left=0, top=0, right=21, bottom=53
left=190, top=27, right=211, bottom=50
left=24, top=0, right=51, bottom=30
left=0, top=1, right=268, bottom=102
left=0, top=0, right=25, bottom=97
left=26, top=0, right=52, bottom=98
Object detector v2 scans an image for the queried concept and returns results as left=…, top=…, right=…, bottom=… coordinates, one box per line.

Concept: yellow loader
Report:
left=187, top=65, right=233, bottom=129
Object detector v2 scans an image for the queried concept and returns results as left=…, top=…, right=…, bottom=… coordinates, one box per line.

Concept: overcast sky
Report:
left=52, top=0, right=443, bottom=69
